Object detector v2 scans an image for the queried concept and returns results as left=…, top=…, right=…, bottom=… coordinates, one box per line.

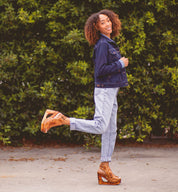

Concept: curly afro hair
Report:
left=84, top=9, right=122, bottom=46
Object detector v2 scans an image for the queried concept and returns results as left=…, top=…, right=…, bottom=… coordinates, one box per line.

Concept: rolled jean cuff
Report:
left=70, top=117, right=76, bottom=131
left=101, top=157, right=111, bottom=162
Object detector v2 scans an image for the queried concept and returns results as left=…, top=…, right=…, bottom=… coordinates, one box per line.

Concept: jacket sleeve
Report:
left=94, top=42, right=123, bottom=78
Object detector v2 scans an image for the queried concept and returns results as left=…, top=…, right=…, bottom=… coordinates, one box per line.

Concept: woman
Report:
left=41, top=9, right=129, bottom=185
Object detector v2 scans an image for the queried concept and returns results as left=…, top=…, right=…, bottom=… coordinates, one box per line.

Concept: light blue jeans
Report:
left=70, top=87, right=119, bottom=162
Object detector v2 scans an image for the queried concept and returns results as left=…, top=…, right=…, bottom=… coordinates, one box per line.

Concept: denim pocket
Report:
left=108, top=48, right=120, bottom=63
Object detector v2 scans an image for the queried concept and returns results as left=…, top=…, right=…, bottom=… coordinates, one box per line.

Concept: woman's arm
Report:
left=94, top=42, right=128, bottom=78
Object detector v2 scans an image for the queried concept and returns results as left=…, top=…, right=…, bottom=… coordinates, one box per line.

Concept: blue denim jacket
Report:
left=93, top=34, right=128, bottom=88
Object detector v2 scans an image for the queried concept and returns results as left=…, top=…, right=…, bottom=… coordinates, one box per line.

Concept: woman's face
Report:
left=98, top=14, right=112, bottom=38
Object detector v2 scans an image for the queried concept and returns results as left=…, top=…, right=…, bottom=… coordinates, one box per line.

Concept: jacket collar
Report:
left=100, top=33, right=116, bottom=45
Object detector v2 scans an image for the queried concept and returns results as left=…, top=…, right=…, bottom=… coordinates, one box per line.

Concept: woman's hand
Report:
left=120, top=57, right=129, bottom=67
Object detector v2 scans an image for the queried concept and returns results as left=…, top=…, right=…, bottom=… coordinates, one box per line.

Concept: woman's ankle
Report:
left=65, top=117, right=70, bottom=125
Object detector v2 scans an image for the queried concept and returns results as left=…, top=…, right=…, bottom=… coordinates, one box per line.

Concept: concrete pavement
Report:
left=0, top=145, right=178, bottom=192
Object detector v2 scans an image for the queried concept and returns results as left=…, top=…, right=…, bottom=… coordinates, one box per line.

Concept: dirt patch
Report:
left=51, top=157, right=67, bottom=161
left=7, top=157, right=67, bottom=162
left=8, top=157, right=36, bottom=161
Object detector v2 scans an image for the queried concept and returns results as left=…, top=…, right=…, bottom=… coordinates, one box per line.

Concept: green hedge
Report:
left=0, top=0, right=177, bottom=145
